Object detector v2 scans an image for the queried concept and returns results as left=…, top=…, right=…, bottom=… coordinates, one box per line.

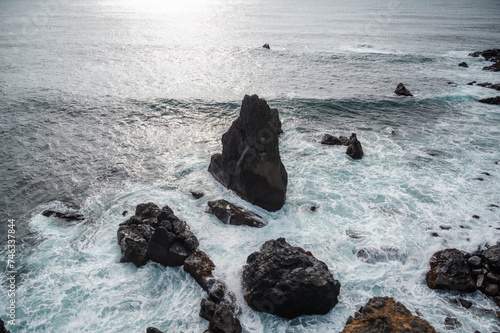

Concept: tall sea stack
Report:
left=208, top=95, right=287, bottom=211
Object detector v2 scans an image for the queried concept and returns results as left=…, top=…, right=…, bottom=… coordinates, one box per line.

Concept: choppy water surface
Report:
left=1, top=0, right=500, bottom=332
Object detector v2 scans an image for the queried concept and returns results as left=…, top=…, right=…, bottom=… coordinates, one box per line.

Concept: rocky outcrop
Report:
left=477, top=82, right=500, bottom=91
left=479, top=96, right=500, bottom=105
left=469, top=49, right=500, bottom=62
left=117, top=203, right=199, bottom=267
left=341, top=297, right=437, bottom=333
left=394, top=83, right=413, bottom=96
left=207, top=200, right=266, bottom=228
left=0, top=319, right=10, bottom=333
left=241, top=238, right=341, bottom=319
left=426, top=245, right=500, bottom=300
left=42, top=209, right=85, bottom=221
left=426, top=249, right=476, bottom=292
left=208, top=95, right=287, bottom=212
left=483, top=62, right=500, bottom=72
left=200, top=279, right=242, bottom=333
left=184, top=249, right=216, bottom=292
left=458, top=62, right=468, bottom=68
left=346, top=133, right=364, bottom=159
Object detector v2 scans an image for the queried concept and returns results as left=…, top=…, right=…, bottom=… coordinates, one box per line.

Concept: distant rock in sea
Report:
left=458, top=62, right=468, bottom=68
left=346, top=133, right=364, bottom=159
left=469, top=49, right=500, bottom=72
left=477, top=82, right=500, bottom=91
left=394, top=82, right=413, bottom=96
left=241, top=238, right=341, bottom=319
left=191, top=191, right=204, bottom=199
left=263, top=43, right=270, bottom=49
left=341, top=297, right=437, bottom=333
left=208, top=95, right=287, bottom=212
left=479, top=96, right=500, bottom=105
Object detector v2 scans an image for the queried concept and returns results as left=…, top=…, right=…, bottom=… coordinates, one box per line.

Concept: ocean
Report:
left=1, top=0, right=500, bottom=331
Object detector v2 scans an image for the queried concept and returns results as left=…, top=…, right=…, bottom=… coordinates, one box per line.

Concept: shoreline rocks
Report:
left=469, top=49, right=500, bottom=72
left=241, top=238, right=341, bottom=319
left=479, top=96, right=500, bottom=105
left=208, top=95, right=287, bottom=212
left=426, top=245, right=500, bottom=301
left=394, top=83, right=413, bottom=96
left=341, top=297, right=437, bottom=333
left=207, top=199, right=266, bottom=228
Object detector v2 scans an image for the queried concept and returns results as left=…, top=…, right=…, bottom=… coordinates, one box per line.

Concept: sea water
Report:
left=1, top=0, right=500, bottom=332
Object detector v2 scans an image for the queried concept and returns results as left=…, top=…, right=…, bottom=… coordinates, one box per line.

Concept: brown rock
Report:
left=341, top=297, right=436, bottom=333
left=426, top=249, right=476, bottom=292
left=184, top=249, right=215, bottom=292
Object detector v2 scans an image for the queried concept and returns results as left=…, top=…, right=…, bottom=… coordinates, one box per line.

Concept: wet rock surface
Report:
left=207, top=199, right=266, bottom=228
left=394, top=82, right=413, bottom=96
left=208, top=94, right=287, bottom=212
left=42, top=209, right=85, bottom=221
left=117, top=202, right=199, bottom=267
left=241, top=238, right=341, bottom=319
left=479, top=96, right=500, bottom=105
left=346, top=133, right=364, bottom=159
left=341, top=297, right=437, bottom=333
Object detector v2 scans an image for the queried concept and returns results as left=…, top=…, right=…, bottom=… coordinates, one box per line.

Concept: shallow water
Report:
left=1, top=0, right=500, bottom=332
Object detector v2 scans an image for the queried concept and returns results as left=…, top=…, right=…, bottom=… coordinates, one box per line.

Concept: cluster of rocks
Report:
left=241, top=238, right=341, bottom=319
left=341, top=297, right=436, bottom=333
left=118, top=202, right=241, bottom=333
left=469, top=49, right=500, bottom=72
left=426, top=245, right=500, bottom=308
left=479, top=96, right=500, bottom=105
left=321, top=133, right=364, bottom=159
left=207, top=199, right=266, bottom=228
left=208, top=95, right=287, bottom=212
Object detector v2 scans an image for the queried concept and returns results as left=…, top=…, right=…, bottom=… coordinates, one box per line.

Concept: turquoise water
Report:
left=1, top=0, right=500, bottom=332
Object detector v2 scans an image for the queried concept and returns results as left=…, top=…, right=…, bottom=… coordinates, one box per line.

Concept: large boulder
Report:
left=208, top=95, right=287, bottom=212
left=183, top=249, right=216, bottom=292
left=117, top=203, right=199, bottom=267
left=241, top=238, right=341, bottom=319
left=341, top=297, right=437, bottom=333
left=394, top=83, right=413, bottom=96
left=207, top=199, right=266, bottom=228
left=426, top=249, right=476, bottom=292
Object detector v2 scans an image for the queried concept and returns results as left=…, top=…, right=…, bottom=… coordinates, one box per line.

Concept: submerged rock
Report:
left=346, top=133, right=364, bottom=159
left=394, top=83, right=413, bottom=96
left=42, top=209, right=85, bottom=221
left=117, top=203, right=198, bottom=267
left=426, top=249, right=476, bottom=292
left=241, top=238, right=341, bottom=319
left=355, top=246, right=407, bottom=264
left=208, top=95, right=288, bottom=211
left=479, top=96, right=500, bottom=105
left=341, top=297, right=437, bottom=333
left=207, top=199, right=266, bottom=228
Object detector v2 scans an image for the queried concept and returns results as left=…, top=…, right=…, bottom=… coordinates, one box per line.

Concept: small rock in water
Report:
left=472, top=215, right=480, bottom=219
left=458, top=62, right=468, bottom=68
left=459, top=299, right=472, bottom=309
left=467, top=81, right=476, bottom=85
left=440, top=225, right=452, bottom=230
left=394, top=82, right=413, bottom=96
left=321, top=134, right=343, bottom=145
left=146, top=328, right=163, bottom=333
left=431, top=232, right=440, bottom=237
left=42, top=209, right=85, bottom=221
left=389, top=130, right=397, bottom=137
left=355, top=246, right=407, bottom=264
left=489, top=204, right=499, bottom=208
left=346, top=133, right=364, bottom=159
left=476, top=177, right=484, bottom=181
left=191, top=191, right=205, bottom=199
left=310, top=206, right=317, bottom=212
left=207, top=199, right=266, bottom=228
left=481, top=172, right=491, bottom=176
left=122, top=210, right=128, bottom=216
left=444, top=316, right=462, bottom=329
left=479, top=96, right=500, bottom=105
left=262, top=43, right=270, bottom=49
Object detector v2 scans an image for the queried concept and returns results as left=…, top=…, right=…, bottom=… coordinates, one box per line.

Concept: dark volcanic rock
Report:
left=394, top=83, right=413, bottom=96
left=444, top=317, right=461, bottom=329
left=477, top=82, right=500, bottom=91
left=191, top=191, right=205, bottom=199
left=426, top=249, right=476, bottom=292
left=469, top=49, right=500, bottom=62
left=458, top=62, right=468, bottom=68
left=207, top=199, right=266, bottom=228
left=201, top=279, right=242, bottom=333
left=479, top=96, right=500, bottom=105
left=146, top=328, right=163, bottom=333
left=484, top=62, right=500, bottom=72
left=208, top=302, right=242, bottom=333
left=459, top=298, right=472, bottom=309
left=483, top=245, right=500, bottom=273
left=117, top=203, right=198, bottom=267
left=321, top=134, right=343, bottom=145
left=0, top=319, right=11, bottom=333
left=341, top=297, right=437, bottom=333
left=241, top=238, right=341, bottom=319
left=42, top=209, right=85, bottom=221
left=184, top=249, right=215, bottom=292
left=208, top=95, right=288, bottom=212
left=346, top=133, right=364, bottom=159
left=263, top=43, right=270, bottom=49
